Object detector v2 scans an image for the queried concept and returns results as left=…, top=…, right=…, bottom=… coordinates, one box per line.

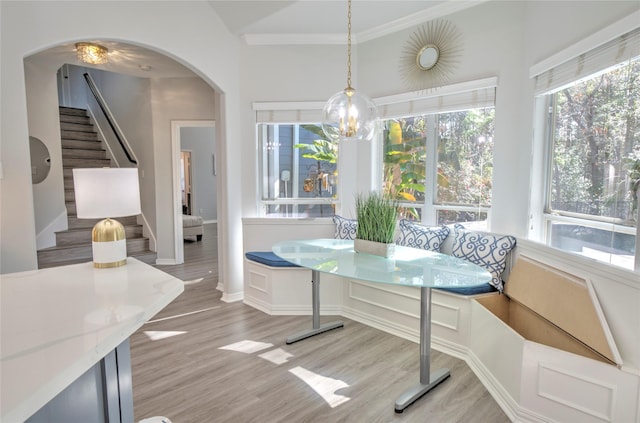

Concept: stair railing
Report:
left=83, top=72, right=138, bottom=166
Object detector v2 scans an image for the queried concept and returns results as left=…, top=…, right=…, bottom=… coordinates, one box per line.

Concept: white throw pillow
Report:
left=333, top=215, right=357, bottom=240
left=395, top=219, right=450, bottom=252
left=451, top=224, right=516, bottom=292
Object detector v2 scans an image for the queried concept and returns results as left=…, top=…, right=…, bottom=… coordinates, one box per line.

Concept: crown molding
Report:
left=242, top=0, right=486, bottom=46
left=357, top=0, right=488, bottom=43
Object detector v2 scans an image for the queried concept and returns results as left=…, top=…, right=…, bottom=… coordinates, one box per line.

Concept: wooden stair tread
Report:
left=40, top=236, right=148, bottom=249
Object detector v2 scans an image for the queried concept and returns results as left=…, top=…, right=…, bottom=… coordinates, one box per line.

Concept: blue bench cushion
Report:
left=436, top=283, right=498, bottom=296
left=245, top=251, right=300, bottom=268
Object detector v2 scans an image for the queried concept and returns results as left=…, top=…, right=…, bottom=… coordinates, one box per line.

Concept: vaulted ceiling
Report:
left=26, top=1, right=485, bottom=79
left=207, top=0, right=484, bottom=44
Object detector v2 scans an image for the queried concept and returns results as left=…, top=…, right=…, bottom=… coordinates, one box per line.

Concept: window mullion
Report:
left=293, top=124, right=300, bottom=215
left=423, top=115, right=438, bottom=225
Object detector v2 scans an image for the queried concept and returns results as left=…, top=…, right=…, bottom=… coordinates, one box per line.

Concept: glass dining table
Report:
left=273, top=238, right=492, bottom=413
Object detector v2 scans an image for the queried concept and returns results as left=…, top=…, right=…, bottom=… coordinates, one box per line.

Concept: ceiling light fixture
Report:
left=321, top=0, right=378, bottom=142
left=75, top=42, right=109, bottom=65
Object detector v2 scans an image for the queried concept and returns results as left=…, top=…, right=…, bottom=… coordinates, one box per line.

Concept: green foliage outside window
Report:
left=382, top=108, right=495, bottom=223
left=437, top=110, right=494, bottom=208
left=294, top=124, right=338, bottom=164
left=382, top=117, right=427, bottom=220
left=550, top=57, right=640, bottom=224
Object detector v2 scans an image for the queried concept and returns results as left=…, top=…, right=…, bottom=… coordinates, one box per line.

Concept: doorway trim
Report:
left=171, top=120, right=216, bottom=264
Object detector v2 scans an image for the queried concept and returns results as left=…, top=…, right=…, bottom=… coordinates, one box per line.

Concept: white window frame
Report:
left=374, top=77, right=498, bottom=227
left=529, top=10, right=640, bottom=272
left=253, top=102, right=340, bottom=217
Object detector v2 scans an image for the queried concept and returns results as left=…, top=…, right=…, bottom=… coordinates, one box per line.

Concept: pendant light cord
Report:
left=346, top=0, right=352, bottom=90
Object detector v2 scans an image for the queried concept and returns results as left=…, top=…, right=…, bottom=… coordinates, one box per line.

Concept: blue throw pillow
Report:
left=333, top=215, right=357, bottom=240
left=450, top=224, right=516, bottom=292
left=395, top=219, right=450, bottom=252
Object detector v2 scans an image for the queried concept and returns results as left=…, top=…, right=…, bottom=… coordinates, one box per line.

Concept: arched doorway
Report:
left=26, top=41, right=222, bottom=270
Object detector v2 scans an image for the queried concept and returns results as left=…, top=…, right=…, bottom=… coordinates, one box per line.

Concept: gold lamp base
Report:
left=91, top=218, right=127, bottom=268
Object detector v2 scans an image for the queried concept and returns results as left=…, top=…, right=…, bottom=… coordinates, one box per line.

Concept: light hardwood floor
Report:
left=130, top=224, right=511, bottom=423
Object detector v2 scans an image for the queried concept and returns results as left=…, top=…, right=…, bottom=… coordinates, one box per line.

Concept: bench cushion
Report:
left=436, top=283, right=497, bottom=296
left=245, top=251, right=300, bottom=268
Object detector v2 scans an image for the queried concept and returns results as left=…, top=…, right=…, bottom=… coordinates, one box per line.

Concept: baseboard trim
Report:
left=221, top=291, right=244, bottom=303
left=465, top=350, right=547, bottom=423
left=243, top=297, right=272, bottom=315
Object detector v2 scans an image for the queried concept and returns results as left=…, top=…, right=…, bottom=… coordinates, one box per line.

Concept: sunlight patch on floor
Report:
left=289, top=366, right=350, bottom=408
left=259, top=348, right=294, bottom=365
left=183, top=278, right=204, bottom=285
left=219, top=340, right=274, bottom=354
left=144, top=330, right=187, bottom=341
left=146, top=306, right=220, bottom=324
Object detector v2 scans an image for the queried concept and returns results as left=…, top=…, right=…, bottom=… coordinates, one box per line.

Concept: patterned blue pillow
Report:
left=451, top=224, right=516, bottom=292
left=395, top=220, right=450, bottom=252
left=333, top=215, right=357, bottom=240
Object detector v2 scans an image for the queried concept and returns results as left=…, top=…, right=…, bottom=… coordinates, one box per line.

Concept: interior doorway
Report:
left=181, top=151, right=193, bottom=215
left=171, top=120, right=217, bottom=264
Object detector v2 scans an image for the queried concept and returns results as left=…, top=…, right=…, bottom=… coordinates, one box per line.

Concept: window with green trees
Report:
left=544, top=55, right=639, bottom=270
left=382, top=107, right=495, bottom=228
left=258, top=123, right=337, bottom=217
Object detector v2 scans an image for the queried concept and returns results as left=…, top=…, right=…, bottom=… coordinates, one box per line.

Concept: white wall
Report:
left=24, top=57, right=68, bottom=249
left=150, top=77, right=216, bottom=262
left=181, top=126, right=217, bottom=221
left=355, top=2, right=527, bottom=236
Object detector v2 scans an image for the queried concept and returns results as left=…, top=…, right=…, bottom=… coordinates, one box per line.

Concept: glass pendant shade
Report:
left=322, top=87, right=378, bottom=142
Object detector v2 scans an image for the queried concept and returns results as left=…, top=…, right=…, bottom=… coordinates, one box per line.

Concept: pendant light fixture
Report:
left=321, top=0, right=378, bottom=142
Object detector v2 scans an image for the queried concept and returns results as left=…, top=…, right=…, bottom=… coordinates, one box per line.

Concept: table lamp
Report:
left=72, top=168, right=141, bottom=268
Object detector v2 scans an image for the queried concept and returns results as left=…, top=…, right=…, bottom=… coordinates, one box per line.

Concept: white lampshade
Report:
left=73, top=168, right=141, bottom=218
left=72, top=168, right=141, bottom=268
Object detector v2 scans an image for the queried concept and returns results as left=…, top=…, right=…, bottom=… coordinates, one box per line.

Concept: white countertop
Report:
left=0, top=258, right=184, bottom=422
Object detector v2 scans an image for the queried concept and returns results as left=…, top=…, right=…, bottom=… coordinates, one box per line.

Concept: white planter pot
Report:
left=354, top=238, right=395, bottom=258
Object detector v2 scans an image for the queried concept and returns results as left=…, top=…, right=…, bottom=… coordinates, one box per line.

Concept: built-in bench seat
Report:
left=243, top=249, right=343, bottom=315
left=245, top=251, right=299, bottom=268
left=244, top=219, right=515, bottom=319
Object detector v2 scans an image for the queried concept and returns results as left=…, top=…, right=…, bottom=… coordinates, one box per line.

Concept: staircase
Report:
left=37, top=107, right=155, bottom=268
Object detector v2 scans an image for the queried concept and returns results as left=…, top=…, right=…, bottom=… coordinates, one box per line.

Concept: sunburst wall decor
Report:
left=399, top=20, right=463, bottom=92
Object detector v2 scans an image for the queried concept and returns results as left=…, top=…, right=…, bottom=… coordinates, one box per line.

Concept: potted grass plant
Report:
left=354, top=192, right=398, bottom=258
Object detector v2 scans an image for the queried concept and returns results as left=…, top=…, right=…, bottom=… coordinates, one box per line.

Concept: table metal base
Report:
left=285, top=277, right=448, bottom=413
left=394, top=368, right=450, bottom=413
left=286, top=320, right=344, bottom=344
left=286, top=269, right=343, bottom=345
left=394, top=287, right=450, bottom=413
